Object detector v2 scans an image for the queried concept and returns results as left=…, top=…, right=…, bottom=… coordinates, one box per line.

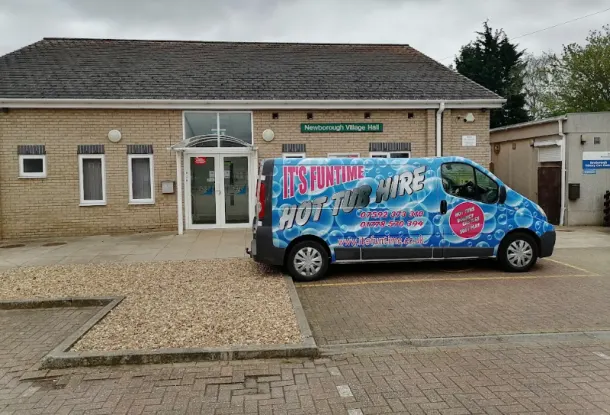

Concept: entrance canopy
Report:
left=170, top=134, right=255, bottom=151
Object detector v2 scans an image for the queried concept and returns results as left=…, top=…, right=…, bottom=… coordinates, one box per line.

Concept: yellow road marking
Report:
left=542, top=257, right=595, bottom=275
left=296, top=273, right=600, bottom=288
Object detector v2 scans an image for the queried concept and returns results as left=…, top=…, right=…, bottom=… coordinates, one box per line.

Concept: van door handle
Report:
left=440, top=200, right=448, bottom=214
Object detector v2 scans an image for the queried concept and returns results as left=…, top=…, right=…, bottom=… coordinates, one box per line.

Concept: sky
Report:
left=1, top=0, right=609, bottom=64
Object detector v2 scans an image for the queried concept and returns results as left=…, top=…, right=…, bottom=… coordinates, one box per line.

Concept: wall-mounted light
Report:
left=262, top=129, right=275, bottom=142
left=108, top=129, right=122, bottom=143
left=464, top=113, right=475, bottom=123
left=580, top=135, right=586, bottom=145
left=493, top=144, right=500, bottom=154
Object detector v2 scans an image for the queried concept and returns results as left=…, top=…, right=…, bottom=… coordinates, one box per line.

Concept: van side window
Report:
left=474, top=169, right=499, bottom=203
left=441, top=163, right=499, bottom=204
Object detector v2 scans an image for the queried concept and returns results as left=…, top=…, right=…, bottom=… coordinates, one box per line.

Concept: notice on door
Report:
left=194, top=157, right=207, bottom=165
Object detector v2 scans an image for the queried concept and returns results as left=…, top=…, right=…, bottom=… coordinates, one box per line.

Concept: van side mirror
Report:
left=498, top=186, right=507, bottom=204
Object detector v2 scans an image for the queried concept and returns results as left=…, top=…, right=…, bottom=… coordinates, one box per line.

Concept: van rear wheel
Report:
left=286, top=241, right=329, bottom=282
left=498, top=232, right=538, bottom=272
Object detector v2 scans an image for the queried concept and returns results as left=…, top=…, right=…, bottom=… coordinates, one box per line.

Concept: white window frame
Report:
left=78, top=154, right=106, bottom=206
left=282, top=153, right=306, bottom=159
left=327, top=153, right=360, bottom=158
left=182, top=111, right=254, bottom=147
left=369, top=151, right=412, bottom=158
left=128, top=154, right=155, bottom=204
left=18, top=155, right=47, bottom=178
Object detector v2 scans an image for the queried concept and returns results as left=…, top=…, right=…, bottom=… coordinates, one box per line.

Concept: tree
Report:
left=544, top=25, right=610, bottom=114
left=455, top=22, right=529, bottom=128
left=522, top=53, right=557, bottom=119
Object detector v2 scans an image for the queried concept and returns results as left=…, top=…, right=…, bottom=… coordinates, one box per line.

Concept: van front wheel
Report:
left=498, top=233, right=538, bottom=272
left=286, top=241, right=329, bottom=282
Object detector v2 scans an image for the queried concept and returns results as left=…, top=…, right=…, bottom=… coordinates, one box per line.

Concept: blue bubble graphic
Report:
left=515, top=208, right=534, bottom=228
left=494, top=229, right=505, bottom=240
left=477, top=241, right=490, bottom=248
left=497, top=214, right=507, bottom=225
left=328, top=230, right=344, bottom=245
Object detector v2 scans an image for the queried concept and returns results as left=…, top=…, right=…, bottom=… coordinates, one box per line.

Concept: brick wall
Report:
left=254, top=110, right=435, bottom=159
left=0, top=109, right=182, bottom=239
left=442, top=109, right=491, bottom=168
left=255, top=109, right=490, bottom=166
left=0, top=108, right=490, bottom=239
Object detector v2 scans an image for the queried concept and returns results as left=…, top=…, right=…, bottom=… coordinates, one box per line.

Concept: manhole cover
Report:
left=0, top=243, right=25, bottom=249
left=42, top=242, right=66, bottom=247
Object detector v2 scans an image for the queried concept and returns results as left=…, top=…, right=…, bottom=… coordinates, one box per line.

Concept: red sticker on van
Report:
left=449, top=202, right=484, bottom=239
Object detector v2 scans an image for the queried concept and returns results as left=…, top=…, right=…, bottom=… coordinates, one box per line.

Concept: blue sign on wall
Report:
left=583, top=151, right=610, bottom=170
left=583, top=160, right=610, bottom=169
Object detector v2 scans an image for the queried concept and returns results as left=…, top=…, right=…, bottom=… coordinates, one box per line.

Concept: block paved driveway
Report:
left=3, top=305, right=610, bottom=414
left=297, top=229, right=610, bottom=346
left=296, top=255, right=610, bottom=346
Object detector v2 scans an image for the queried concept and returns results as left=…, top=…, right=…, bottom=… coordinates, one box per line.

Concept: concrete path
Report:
left=0, top=230, right=250, bottom=271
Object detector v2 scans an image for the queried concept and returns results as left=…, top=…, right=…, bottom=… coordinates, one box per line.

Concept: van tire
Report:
left=498, top=232, right=538, bottom=272
left=286, top=241, right=329, bottom=282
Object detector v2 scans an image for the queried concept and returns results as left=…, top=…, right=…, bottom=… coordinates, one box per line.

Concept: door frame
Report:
left=183, top=148, right=256, bottom=230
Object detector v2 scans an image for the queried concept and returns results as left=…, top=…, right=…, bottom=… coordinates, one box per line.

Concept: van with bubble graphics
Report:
left=248, top=156, right=556, bottom=281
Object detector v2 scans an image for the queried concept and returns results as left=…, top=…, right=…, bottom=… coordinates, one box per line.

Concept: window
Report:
left=128, top=155, right=154, bottom=204
left=79, top=155, right=106, bottom=206
left=282, top=153, right=306, bottom=159
left=19, top=155, right=46, bottom=178
left=183, top=112, right=252, bottom=147
left=475, top=169, right=500, bottom=203
left=328, top=153, right=360, bottom=158
left=369, top=151, right=411, bottom=158
left=441, top=163, right=499, bottom=204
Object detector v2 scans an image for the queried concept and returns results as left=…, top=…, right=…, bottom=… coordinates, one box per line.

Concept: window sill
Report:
left=128, top=201, right=155, bottom=205
left=80, top=202, right=107, bottom=207
left=19, top=175, right=47, bottom=179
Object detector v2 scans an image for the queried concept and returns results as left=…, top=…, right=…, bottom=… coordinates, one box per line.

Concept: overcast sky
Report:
left=1, top=0, right=609, bottom=63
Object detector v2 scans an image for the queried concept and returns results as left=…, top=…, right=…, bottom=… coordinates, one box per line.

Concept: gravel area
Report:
left=0, top=259, right=302, bottom=351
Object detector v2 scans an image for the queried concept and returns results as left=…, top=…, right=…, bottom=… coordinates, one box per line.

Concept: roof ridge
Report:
left=41, top=37, right=412, bottom=47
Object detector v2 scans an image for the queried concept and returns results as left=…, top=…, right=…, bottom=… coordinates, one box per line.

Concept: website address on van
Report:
left=338, top=235, right=425, bottom=247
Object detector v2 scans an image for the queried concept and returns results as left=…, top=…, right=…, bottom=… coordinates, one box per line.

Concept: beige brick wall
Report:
left=254, top=110, right=436, bottom=159
left=255, top=109, right=490, bottom=167
left=442, top=109, right=491, bottom=168
left=0, top=108, right=491, bottom=239
left=0, top=109, right=182, bottom=239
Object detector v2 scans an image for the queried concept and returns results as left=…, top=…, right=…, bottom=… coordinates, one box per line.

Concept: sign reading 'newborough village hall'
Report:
left=301, top=123, right=384, bottom=133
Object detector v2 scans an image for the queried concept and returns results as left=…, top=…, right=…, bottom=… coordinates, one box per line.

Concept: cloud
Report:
left=1, top=0, right=608, bottom=63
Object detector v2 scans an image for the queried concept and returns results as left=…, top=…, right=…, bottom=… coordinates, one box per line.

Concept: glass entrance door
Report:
left=190, top=156, right=217, bottom=225
left=222, top=156, right=250, bottom=224
left=186, top=154, right=251, bottom=228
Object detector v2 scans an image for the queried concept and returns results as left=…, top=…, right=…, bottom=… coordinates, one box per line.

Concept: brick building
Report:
left=0, top=39, right=503, bottom=239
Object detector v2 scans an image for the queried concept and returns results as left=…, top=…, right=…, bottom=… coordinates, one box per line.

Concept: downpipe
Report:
left=436, top=102, right=446, bottom=157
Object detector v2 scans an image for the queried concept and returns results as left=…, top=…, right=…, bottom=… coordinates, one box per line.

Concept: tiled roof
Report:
left=0, top=38, right=502, bottom=101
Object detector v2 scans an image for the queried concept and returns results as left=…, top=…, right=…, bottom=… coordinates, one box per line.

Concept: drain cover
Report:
left=42, top=242, right=66, bottom=247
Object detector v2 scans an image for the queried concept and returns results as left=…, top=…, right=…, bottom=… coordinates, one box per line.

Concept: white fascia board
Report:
left=0, top=98, right=506, bottom=110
